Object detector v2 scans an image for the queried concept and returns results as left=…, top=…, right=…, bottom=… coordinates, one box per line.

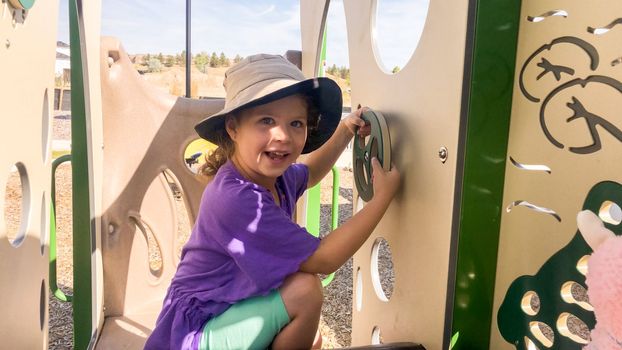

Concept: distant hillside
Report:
left=134, top=63, right=352, bottom=108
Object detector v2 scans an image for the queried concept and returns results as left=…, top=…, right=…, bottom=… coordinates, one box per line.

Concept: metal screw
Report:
left=439, top=146, right=448, bottom=163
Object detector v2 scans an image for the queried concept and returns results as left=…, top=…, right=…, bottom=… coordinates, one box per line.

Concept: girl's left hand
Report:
left=342, top=106, right=371, bottom=137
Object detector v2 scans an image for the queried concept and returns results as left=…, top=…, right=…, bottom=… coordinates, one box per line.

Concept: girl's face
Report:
left=226, top=94, right=309, bottom=188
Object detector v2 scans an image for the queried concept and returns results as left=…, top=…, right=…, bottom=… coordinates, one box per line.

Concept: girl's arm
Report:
left=302, top=107, right=370, bottom=188
left=299, top=158, right=400, bottom=275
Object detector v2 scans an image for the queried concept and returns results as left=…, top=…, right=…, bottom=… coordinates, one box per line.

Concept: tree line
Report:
left=143, top=51, right=243, bottom=73
left=325, top=64, right=350, bottom=82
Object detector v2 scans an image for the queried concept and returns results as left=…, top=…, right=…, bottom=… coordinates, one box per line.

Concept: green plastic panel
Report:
left=69, top=0, right=94, bottom=348
left=447, top=0, right=522, bottom=349
left=50, top=154, right=73, bottom=303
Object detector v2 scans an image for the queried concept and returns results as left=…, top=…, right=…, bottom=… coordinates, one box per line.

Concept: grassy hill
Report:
left=136, top=63, right=352, bottom=108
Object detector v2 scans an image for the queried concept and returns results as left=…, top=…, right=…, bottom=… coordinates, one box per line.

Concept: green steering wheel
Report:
left=353, top=109, right=392, bottom=202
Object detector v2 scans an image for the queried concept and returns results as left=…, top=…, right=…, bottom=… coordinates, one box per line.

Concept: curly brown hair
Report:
left=198, top=94, right=320, bottom=177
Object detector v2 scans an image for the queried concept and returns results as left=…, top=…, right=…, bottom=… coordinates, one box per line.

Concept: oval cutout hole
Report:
left=520, top=291, right=540, bottom=316
left=529, top=321, right=554, bottom=348
left=161, top=169, right=193, bottom=261
left=524, top=336, right=540, bottom=350
left=371, top=237, right=395, bottom=302
left=371, top=326, right=382, bottom=345
left=356, top=266, right=363, bottom=312
left=556, top=312, right=590, bottom=344
left=4, top=163, right=30, bottom=247
left=42, top=88, right=51, bottom=163
left=560, top=281, right=592, bottom=311
left=40, top=279, right=46, bottom=331
left=40, top=192, right=47, bottom=255
left=130, top=215, right=163, bottom=278
left=598, top=200, right=621, bottom=225
left=576, top=255, right=589, bottom=276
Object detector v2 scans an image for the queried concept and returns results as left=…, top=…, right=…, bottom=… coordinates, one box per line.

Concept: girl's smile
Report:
left=226, top=94, right=309, bottom=191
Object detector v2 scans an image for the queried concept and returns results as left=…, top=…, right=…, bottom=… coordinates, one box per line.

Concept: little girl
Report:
left=145, top=53, right=400, bottom=350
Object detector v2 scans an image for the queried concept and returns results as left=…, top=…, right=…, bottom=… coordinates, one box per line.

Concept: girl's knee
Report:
left=280, top=272, right=323, bottom=312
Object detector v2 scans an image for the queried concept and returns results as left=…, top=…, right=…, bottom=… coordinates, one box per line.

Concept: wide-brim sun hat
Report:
left=194, top=53, right=343, bottom=154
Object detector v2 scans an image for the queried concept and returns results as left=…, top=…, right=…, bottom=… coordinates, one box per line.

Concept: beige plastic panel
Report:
left=295, top=0, right=328, bottom=226
left=490, top=1, right=622, bottom=349
left=338, top=1, right=470, bottom=348
left=79, top=0, right=106, bottom=339
left=0, top=0, right=57, bottom=348
left=96, top=37, right=224, bottom=348
left=301, top=0, right=329, bottom=78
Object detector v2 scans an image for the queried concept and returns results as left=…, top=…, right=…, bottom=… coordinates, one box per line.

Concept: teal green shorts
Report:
left=199, top=290, right=291, bottom=350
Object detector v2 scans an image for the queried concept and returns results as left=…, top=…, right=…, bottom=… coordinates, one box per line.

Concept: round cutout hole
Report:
left=183, top=139, right=217, bottom=174
left=372, top=0, right=430, bottom=74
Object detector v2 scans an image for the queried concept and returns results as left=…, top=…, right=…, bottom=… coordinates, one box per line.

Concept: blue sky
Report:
left=57, top=0, right=428, bottom=70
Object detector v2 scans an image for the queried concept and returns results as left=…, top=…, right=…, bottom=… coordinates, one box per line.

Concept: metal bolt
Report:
left=439, top=146, right=448, bottom=163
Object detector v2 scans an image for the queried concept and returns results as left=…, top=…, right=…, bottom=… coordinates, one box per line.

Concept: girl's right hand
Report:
left=370, top=157, right=401, bottom=202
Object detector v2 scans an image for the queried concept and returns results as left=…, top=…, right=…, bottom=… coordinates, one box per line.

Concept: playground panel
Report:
left=342, top=0, right=471, bottom=348
left=0, top=0, right=57, bottom=348
left=2, top=0, right=621, bottom=349
left=491, top=0, right=622, bottom=349
left=95, top=36, right=224, bottom=348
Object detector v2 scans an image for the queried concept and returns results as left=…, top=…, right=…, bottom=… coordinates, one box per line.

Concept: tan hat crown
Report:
left=223, top=54, right=306, bottom=109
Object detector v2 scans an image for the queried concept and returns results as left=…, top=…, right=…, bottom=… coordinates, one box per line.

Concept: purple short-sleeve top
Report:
left=144, top=161, right=320, bottom=350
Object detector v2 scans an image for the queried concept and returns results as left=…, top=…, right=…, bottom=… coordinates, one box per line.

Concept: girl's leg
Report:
left=272, top=272, right=323, bottom=350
